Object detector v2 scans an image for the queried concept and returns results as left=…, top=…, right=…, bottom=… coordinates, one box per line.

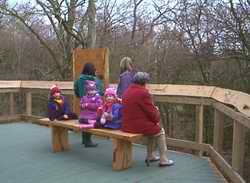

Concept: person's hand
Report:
left=81, top=103, right=88, bottom=109
left=100, top=117, right=106, bottom=124
left=117, top=97, right=122, bottom=103
left=63, top=114, right=69, bottom=119
left=103, top=112, right=112, bottom=121
left=155, top=106, right=159, bottom=110
left=103, top=112, right=109, bottom=117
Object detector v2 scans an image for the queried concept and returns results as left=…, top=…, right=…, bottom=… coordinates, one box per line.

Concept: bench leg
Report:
left=52, top=127, right=70, bottom=152
left=112, top=139, right=132, bottom=170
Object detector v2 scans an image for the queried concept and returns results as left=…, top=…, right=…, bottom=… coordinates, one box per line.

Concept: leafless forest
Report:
left=0, top=0, right=249, bottom=181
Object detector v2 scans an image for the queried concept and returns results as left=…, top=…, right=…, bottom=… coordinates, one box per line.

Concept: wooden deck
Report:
left=0, top=123, right=226, bottom=183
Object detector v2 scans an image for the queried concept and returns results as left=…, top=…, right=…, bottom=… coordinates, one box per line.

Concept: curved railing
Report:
left=0, top=80, right=249, bottom=183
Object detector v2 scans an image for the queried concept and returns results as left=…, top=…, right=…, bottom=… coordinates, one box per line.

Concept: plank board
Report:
left=211, top=87, right=250, bottom=116
left=212, top=102, right=250, bottom=129
left=208, top=145, right=245, bottom=183
left=39, top=118, right=143, bottom=142
left=72, top=48, right=109, bottom=85
left=21, top=81, right=73, bottom=90
left=147, top=84, right=216, bottom=98
left=0, top=80, right=21, bottom=88
left=0, top=115, right=22, bottom=123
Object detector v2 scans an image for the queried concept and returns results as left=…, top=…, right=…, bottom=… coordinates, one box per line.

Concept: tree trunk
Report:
left=63, top=0, right=76, bottom=79
left=87, top=0, right=96, bottom=48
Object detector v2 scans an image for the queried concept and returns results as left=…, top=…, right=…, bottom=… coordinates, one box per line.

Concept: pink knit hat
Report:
left=86, top=80, right=97, bottom=95
left=104, top=87, right=116, bottom=97
left=50, top=84, right=61, bottom=96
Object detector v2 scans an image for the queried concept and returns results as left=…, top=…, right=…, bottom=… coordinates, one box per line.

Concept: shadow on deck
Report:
left=0, top=123, right=226, bottom=183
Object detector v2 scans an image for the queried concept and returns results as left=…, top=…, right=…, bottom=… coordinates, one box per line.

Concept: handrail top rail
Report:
left=0, top=80, right=250, bottom=117
left=21, top=80, right=72, bottom=90
left=0, top=80, right=22, bottom=88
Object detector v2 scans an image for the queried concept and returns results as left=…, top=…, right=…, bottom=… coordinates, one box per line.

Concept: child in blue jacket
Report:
left=96, top=87, right=122, bottom=129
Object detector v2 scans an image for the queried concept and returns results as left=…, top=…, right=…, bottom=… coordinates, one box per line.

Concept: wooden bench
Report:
left=37, top=118, right=143, bottom=171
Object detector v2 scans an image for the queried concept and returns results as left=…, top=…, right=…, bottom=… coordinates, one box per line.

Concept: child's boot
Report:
left=85, top=133, right=98, bottom=147
left=82, top=132, right=86, bottom=144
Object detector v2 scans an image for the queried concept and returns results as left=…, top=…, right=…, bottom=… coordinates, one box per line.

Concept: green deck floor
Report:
left=0, top=123, right=226, bottom=183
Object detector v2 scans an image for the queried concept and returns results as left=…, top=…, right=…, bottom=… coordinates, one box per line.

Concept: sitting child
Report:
left=79, top=80, right=103, bottom=128
left=48, top=84, right=78, bottom=121
left=96, top=87, right=122, bottom=129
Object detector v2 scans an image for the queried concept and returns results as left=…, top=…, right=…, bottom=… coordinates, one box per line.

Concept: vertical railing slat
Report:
left=232, top=121, right=246, bottom=175
left=9, top=93, right=15, bottom=115
left=213, top=109, right=224, bottom=154
left=195, top=105, right=204, bottom=156
left=26, top=91, right=32, bottom=116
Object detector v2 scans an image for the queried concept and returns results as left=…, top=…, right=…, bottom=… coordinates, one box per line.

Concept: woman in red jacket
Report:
left=122, top=72, right=174, bottom=167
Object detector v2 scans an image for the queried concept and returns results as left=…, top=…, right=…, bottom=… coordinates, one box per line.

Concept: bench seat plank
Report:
left=40, top=118, right=143, bottom=141
left=86, top=128, right=142, bottom=141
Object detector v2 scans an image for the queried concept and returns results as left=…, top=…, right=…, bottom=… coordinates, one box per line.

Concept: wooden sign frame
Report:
left=72, top=48, right=109, bottom=114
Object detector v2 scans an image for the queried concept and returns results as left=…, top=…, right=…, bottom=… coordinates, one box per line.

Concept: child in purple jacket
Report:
left=48, top=85, right=78, bottom=121
left=79, top=80, right=103, bottom=128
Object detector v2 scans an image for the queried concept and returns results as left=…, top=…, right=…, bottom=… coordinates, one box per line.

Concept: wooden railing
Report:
left=0, top=80, right=249, bottom=183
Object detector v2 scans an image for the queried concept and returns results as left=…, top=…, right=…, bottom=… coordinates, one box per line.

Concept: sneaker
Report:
left=159, top=160, right=175, bottom=167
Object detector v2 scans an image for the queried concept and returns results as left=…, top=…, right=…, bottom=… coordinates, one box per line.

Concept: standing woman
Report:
left=74, top=63, right=104, bottom=147
left=116, top=57, right=137, bottom=98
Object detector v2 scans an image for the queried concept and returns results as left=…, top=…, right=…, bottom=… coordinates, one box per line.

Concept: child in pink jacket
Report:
left=79, top=80, right=103, bottom=128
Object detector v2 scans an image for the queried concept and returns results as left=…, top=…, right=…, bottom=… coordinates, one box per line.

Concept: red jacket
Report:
left=121, top=84, right=161, bottom=135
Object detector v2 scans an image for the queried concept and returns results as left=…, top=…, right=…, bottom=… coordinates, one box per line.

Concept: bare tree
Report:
left=131, top=0, right=143, bottom=42
left=0, top=0, right=103, bottom=79
left=86, top=0, right=96, bottom=48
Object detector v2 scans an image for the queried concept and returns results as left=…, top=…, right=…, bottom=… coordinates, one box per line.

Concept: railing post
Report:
left=26, top=91, right=32, bottom=116
left=195, top=105, right=204, bottom=156
left=232, top=121, right=245, bottom=175
left=213, top=109, right=224, bottom=154
left=9, top=93, right=15, bottom=115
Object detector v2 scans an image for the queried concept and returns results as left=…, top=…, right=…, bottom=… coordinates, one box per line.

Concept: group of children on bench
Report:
left=48, top=57, right=174, bottom=167
left=48, top=83, right=122, bottom=130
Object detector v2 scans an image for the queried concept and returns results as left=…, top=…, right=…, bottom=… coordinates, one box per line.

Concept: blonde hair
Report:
left=120, top=57, right=133, bottom=74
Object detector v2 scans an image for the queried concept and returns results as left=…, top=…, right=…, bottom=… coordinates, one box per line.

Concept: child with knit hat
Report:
left=48, top=84, right=78, bottom=121
left=96, top=87, right=122, bottom=129
left=79, top=80, right=103, bottom=128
